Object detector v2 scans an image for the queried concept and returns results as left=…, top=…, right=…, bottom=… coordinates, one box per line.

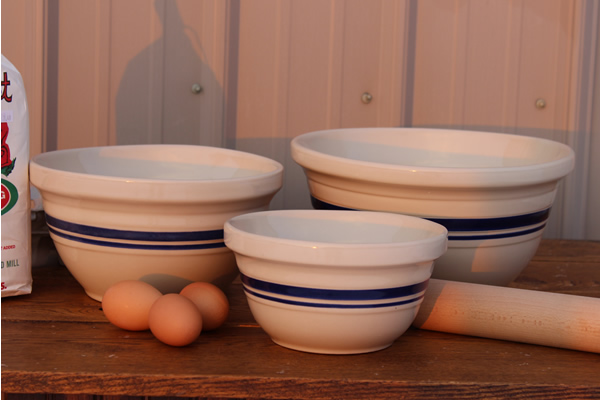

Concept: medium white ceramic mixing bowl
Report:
left=30, top=144, right=283, bottom=301
left=224, top=209, right=448, bottom=354
left=291, top=128, right=575, bottom=286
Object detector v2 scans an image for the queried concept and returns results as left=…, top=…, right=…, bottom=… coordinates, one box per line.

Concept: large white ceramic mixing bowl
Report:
left=30, top=144, right=283, bottom=301
left=291, top=128, right=575, bottom=286
left=224, top=209, right=448, bottom=354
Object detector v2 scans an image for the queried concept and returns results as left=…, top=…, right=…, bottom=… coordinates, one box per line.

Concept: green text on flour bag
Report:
left=1, top=54, right=32, bottom=297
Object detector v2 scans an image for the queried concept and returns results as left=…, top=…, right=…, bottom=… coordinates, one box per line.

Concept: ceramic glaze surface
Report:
left=31, top=145, right=283, bottom=202
left=291, top=128, right=575, bottom=286
left=34, top=145, right=271, bottom=179
left=30, top=145, right=283, bottom=301
left=299, top=129, right=566, bottom=167
left=224, top=209, right=448, bottom=354
left=291, top=128, right=573, bottom=187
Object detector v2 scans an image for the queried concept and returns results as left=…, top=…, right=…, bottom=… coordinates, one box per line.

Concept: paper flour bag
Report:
left=1, top=54, right=32, bottom=297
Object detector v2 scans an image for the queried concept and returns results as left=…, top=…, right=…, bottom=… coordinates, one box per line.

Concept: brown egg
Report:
left=102, top=280, right=162, bottom=331
left=148, top=293, right=203, bottom=347
left=180, top=282, right=230, bottom=331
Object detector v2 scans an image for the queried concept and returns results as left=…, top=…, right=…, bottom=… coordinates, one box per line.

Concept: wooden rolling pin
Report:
left=413, top=279, right=600, bottom=353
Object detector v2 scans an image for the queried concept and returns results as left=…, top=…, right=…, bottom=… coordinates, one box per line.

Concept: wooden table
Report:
left=2, top=239, right=600, bottom=400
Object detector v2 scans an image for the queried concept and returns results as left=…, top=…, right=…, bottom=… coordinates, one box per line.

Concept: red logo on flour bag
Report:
left=2, top=122, right=18, bottom=214
left=2, top=122, right=16, bottom=172
left=1, top=76, right=18, bottom=215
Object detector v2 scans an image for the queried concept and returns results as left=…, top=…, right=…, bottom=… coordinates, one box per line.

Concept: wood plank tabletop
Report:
left=2, top=239, right=600, bottom=400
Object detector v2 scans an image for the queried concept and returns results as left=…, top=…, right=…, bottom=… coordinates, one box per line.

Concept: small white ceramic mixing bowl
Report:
left=291, top=128, right=575, bottom=286
left=224, top=209, right=447, bottom=354
left=30, top=144, right=283, bottom=301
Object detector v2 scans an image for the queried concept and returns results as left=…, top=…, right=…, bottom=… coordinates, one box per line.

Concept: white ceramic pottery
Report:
left=224, top=209, right=448, bottom=354
left=291, top=128, right=574, bottom=286
left=30, top=144, right=283, bottom=301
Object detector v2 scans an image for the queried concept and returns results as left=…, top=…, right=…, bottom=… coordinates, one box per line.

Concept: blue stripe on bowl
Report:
left=45, top=214, right=224, bottom=242
left=240, top=273, right=428, bottom=301
left=311, top=197, right=353, bottom=211
left=427, top=210, right=549, bottom=232
left=243, top=286, right=425, bottom=309
left=447, top=224, right=546, bottom=241
left=310, top=196, right=549, bottom=240
left=45, top=214, right=226, bottom=251
left=48, top=226, right=226, bottom=251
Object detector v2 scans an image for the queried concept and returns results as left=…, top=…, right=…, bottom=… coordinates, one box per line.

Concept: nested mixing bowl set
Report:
left=29, top=128, right=574, bottom=354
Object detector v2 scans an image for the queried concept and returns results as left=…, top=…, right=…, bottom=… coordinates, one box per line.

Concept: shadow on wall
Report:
left=115, top=0, right=222, bottom=146
left=235, top=136, right=313, bottom=211
left=113, top=0, right=309, bottom=211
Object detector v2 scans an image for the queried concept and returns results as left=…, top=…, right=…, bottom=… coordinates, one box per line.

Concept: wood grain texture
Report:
left=2, top=240, right=600, bottom=399
left=414, top=279, right=600, bottom=352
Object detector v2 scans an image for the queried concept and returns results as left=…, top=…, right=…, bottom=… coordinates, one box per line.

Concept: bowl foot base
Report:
left=270, top=338, right=393, bottom=355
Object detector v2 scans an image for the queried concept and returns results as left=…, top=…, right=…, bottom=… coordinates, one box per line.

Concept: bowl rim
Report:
left=29, top=144, right=284, bottom=203
left=224, top=209, right=448, bottom=266
left=290, top=127, right=575, bottom=188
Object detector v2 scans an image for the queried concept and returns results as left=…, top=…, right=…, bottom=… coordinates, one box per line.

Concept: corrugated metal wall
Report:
left=1, top=0, right=597, bottom=239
